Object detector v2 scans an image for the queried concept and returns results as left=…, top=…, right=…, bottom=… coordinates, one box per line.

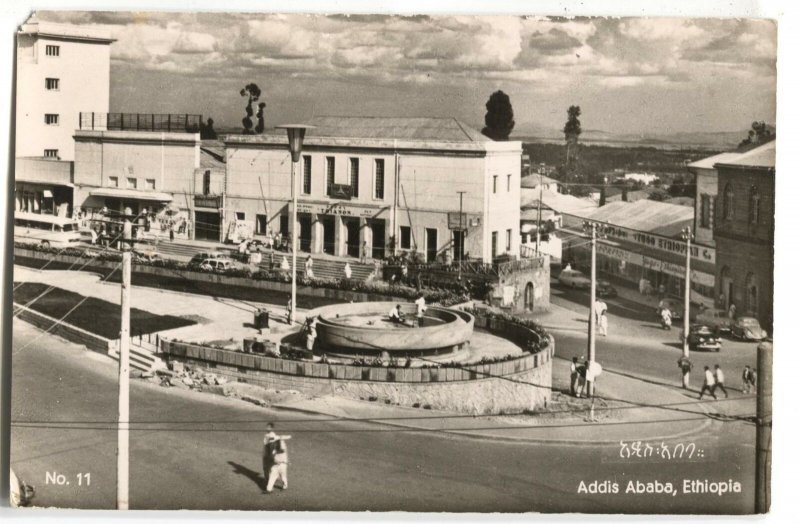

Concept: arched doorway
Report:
left=745, top=272, right=758, bottom=317
left=524, top=282, right=535, bottom=311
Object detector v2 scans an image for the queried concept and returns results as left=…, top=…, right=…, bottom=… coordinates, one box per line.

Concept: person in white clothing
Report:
left=264, top=427, right=292, bottom=493
left=594, top=300, right=608, bottom=336
left=699, top=366, right=717, bottom=399
left=414, top=295, right=427, bottom=328
left=343, top=262, right=352, bottom=279
left=712, top=364, right=728, bottom=398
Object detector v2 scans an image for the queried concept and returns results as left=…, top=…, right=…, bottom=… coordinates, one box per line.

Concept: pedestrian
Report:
left=660, top=307, right=672, bottom=330
left=343, top=262, right=352, bottom=279
left=712, top=364, right=728, bottom=398
left=699, top=366, right=717, bottom=400
left=169, top=227, right=174, bottom=242
left=576, top=359, right=588, bottom=398
left=305, top=316, right=317, bottom=351
left=741, top=366, right=752, bottom=394
left=749, top=368, right=758, bottom=393
left=361, top=241, right=368, bottom=264
left=728, top=303, right=737, bottom=320
left=677, top=356, right=692, bottom=389
left=261, top=423, right=277, bottom=492
left=594, top=299, right=608, bottom=336
left=286, top=296, right=292, bottom=325
left=305, top=255, right=314, bottom=278
left=263, top=425, right=291, bottom=493
left=570, top=357, right=579, bottom=396
left=388, top=304, right=405, bottom=325
left=414, top=294, right=427, bottom=328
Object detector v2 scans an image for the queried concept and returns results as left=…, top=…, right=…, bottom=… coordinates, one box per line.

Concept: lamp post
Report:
left=681, top=226, right=694, bottom=359
left=276, top=124, right=314, bottom=325
left=456, top=191, right=466, bottom=281
left=582, top=220, right=606, bottom=398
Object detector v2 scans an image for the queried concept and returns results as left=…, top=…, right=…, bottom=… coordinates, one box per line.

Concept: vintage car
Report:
left=731, top=316, right=769, bottom=341
left=693, top=307, right=733, bottom=334
left=596, top=279, right=618, bottom=298
left=681, top=324, right=722, bottom=352
left=557, top=269, right=591, bottom=289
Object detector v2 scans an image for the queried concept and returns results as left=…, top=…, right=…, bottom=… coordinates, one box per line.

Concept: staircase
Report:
left=146, top=240, right=234, bottom=262
left=108, top=340, right=166, bottom=373
left=259, top=256, right=374, bottom=282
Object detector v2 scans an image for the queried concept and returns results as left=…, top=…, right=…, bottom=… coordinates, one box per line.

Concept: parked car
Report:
left=657, top=298, right=684, bottom=321
left=731, top=316, right=768, bottom=341
left=558, top=269, right=591, bottom=289
left=693, top=307, right=733, bottom=334
left=189, top=252, right=230, bottom=267
left=596, top=279, right=618, bottom=298
left=199, top=258, right=234, bottom=273
left=680, top=324, right=722, bottom=352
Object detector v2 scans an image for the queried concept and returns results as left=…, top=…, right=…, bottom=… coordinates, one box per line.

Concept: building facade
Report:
left=687, top=151, right=741, bottom=248
left=713, top=141, right=775, bottom=329
left=223, top=117, right=521, bottom=264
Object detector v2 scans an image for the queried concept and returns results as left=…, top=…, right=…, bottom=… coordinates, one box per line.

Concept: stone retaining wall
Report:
left=160, top=314, right=553, bottom=414
left=13, top=303, right=117, bottom=354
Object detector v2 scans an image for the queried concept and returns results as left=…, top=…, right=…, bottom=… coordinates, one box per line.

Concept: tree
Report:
left=200, top=118, right=217, bottom=140
left=481, top=90, right=515, bottom=141
left=599, top=186, right=607, bottom=207
left=563, top=105, right=582, bottom=180
left=240, top=83, right=262, bottom=134
left=738, top=121, right=775, bottom=149
left=255, top=103, right=266, bottom=134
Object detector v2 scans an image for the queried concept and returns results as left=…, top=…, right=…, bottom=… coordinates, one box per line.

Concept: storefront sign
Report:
left=296, top=202, right=377, bottom=218
left=597, top=242, right=644, bottom=265
left=645, top=256, right=714, bottom=287
left=586, top=221, right=715, bottom=264
left=643, top=256, right=662, bottom=271
left=329, top=184, right=352, bottom=200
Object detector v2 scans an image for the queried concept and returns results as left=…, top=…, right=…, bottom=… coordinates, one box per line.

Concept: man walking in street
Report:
left=742, top=366, right=753, bottom=394
left=263, top=423, right=292, bottom=493
left=677, top=356, right=692, bottom=389
left=699, top=366, right=717, bottom=400
left=570, top=357, right=579, bottom=396
left=594, top=299, right=608, bottom=336
left=262, top=423, right=277, bottom=493
left=712, top=364, right=729, bottom=398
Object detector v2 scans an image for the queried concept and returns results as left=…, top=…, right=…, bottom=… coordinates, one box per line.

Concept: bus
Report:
left=14, top=211, right=82, bottom=248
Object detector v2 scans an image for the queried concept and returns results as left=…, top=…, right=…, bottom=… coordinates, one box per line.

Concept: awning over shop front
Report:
left=89, top=187, right=173, bottom=202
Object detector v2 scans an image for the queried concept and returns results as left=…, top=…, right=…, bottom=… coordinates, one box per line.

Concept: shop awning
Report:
left=89, top=187, right=173, bottom=202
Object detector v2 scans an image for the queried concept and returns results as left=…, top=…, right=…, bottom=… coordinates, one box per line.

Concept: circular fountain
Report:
left=309, top=302, right=474, bottom=357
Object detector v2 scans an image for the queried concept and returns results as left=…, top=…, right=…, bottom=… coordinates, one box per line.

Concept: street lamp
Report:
left=276, top=124, right=315, bottom=325
left=681, top=226, right=694, bottom=359
left=582, top=220, right=607, bottom=398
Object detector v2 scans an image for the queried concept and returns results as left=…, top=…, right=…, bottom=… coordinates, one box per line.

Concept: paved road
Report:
left=10, top=320, right=756, bottom=513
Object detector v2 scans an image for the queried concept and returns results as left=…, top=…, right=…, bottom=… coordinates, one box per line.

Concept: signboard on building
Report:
left=296, top=202, right=382, bottom=218
left=597, top=241, right=644, bottom=265
left=329, top=184, right=352, bottom=200
left=584, top=220, right=715, bottom=264
left=448, top=212, right=467, bottom=231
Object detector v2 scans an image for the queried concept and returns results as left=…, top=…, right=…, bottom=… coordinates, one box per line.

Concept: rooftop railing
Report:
left=79, top=112, right=203, bottom=133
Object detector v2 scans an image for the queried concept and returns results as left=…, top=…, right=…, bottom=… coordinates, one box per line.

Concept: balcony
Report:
left=79, top=112, right=203, bottom=133
left=194, top=194, right=222, bottom=209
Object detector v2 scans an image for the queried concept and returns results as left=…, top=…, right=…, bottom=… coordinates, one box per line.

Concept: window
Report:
left=749, top=186, right=760, bottom=224
left=302, top=155, right=312, bottom=195
left=196, top=170, right=207, bottom=195
left=109, top=176, right=118, bottom=188
left=400, top=226, right=412, bottom=249
left=325, top=157, right=335, bottom=196
left=506, top=229, right=512, bottom=251
left=126, top=177, right=137, bottom=189
left=44, top=149, right=58, bottom=158
left=700, top=194, right=711, bottom=228
left=493, top=175, right=498, bottom=194
left=507, top=174, right=512, bottom=192
left=491, top=231, right=498, bottom=259
left=723, top=183, right=734, bottom=220
left=349, top=158, right=360, bottom=198
left=45, top=45, right=60, bottom=57
left=44, top=114, right=59, bottom=125
left=374, top=159, right=385, bottom=200
left=45, top=78, right=59, bottom=90
left=236, top=211, right=246, bottom=221
left=256, top=214, right=268, bottom=235
left=145, top=179, right=156, bottom=190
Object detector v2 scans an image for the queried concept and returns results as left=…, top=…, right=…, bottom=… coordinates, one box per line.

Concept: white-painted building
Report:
left=223, top=117, right=522, bottom=264
left=622, top=172, right=659, bottom=185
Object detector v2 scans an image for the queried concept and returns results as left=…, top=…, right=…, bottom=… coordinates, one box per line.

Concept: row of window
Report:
left=45, top=44, right=60, bottom=57
left=302, top=156, right=385, bottom=200
left=705, top=184, right=762, bottom=227
left=45, top=78, right=59, bottom=90
left=107, top=177, right=156, bottom=190
left=45, top=113, right=59, bottom=125
left=492, top=174, right=513, bottom=194
left=491, top=229, right=513, bottom=258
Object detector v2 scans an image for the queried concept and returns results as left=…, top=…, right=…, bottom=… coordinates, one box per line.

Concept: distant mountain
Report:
left=513, top=125, right=747, bottom=149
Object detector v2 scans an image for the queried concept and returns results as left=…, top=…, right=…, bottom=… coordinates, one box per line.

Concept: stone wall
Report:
left=13, top=303, right=116, bottom=354
left=160, top=314, right=553, bottom=415
left=491, top=255, right=551, bottom=314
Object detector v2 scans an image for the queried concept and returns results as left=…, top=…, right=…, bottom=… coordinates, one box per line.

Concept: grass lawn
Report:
left=14, top=282, right=195, bottom=340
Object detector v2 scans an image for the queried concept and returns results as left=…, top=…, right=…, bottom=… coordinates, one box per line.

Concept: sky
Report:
left=32, top=11, right=777, bottom=137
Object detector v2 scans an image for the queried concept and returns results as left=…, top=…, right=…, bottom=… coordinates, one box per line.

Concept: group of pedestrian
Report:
left=387, top=295, right=427, bottom=328
left=261, top=423, right=291, bottom=494
left=678, top=359, right=757, bottom=398
left=699, top=364, right=728, bottom=400
left=741, top=365, right=758, bottom=394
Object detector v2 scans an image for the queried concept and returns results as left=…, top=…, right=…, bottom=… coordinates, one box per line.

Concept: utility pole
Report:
left=536, top=169, right=542, bottom=254
left=583, top=221, right=604, bottom=398
left=456, top=191, right=466, bottom=281
left=681, top=226, right=693, bottom=358
left=117, top=218, right=132, bottom=510
left=756, top=341, right=772, bottom=513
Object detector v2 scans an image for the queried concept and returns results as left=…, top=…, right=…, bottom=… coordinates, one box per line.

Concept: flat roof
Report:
left=581, top=200, right=694, bottom=238
left=716, top=140, right=775, bottom=169
left=687, top=152, right=741, bottom=170
left=19, top=21, right=115, bottom=44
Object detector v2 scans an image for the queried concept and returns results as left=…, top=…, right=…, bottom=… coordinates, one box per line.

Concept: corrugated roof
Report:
left=583, top=200, right=693, bottom=237
left=521, top=188, right=598, bottom=215
left=687, top=152, right=741, bottom=170
left=298, top=116, right=490, bottom=143
left=521, top=174, right=561, bottom=188
left=717, top=140, right=775, bottom=169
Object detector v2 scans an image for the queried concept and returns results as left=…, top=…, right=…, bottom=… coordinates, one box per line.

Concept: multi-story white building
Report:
left=15, top=21, right=114, bottom=217
left=224, top=117, right=522, bottom=264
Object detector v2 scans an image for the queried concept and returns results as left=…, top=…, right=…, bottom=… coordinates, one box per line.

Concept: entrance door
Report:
left=322, top=216, right=336, bottom=254
left=371, top=219, right=386, bottom=259
left=425, top=228, right=438, bottom=262
left=345, top=218, right=360, bottom=257
left=525, top=282, right=534, bottom=311
left=299, top=215, right=312, bottom=252
left=195, top=211, right=220, bottom=241
left=453, top=230, right=465, bottom=263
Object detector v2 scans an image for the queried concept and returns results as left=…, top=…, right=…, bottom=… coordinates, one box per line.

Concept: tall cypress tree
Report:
left=481, top=90, right=515, bottom=141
